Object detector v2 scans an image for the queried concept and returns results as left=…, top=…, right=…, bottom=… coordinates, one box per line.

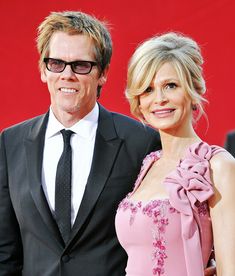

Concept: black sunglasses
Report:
left=43, top=58, right=98, bottom=75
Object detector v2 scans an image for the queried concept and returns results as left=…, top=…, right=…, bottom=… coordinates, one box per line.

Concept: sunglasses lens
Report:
left=46, top=59, right=65, bottom=73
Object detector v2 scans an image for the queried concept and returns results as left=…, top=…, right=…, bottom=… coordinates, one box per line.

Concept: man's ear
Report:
left=41, top=66, right=47, bottom=83
left=98, top=66, right=109, bottom=86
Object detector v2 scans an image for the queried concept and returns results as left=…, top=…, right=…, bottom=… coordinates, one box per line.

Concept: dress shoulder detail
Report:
left=162, top=141, right=225, bottom=275
left=164, top=141, right=225, bottom=216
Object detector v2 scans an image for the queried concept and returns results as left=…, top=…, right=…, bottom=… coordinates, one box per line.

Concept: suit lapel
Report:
left=24, top=112, right=63, bottom=246
left=70, top=105, right=122, bottom=240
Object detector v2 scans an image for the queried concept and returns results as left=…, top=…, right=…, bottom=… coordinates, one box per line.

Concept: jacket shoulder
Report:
left=110, top=111, right=161, bottom=151
left=1, top=113, right=47, bottom=137
left=111, top=112, right=157, bottom=135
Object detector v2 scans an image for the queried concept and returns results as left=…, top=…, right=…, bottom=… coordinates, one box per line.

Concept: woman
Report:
left=115, top=32, right=235, bottom=275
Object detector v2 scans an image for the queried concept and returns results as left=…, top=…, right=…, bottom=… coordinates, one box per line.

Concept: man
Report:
left=0, top=11, right=161, bottom=275
left=224, top=130, right=235, bottom=157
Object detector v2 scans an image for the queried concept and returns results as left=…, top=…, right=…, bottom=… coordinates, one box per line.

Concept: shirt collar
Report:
left=46, top=103, right=99, bottom=139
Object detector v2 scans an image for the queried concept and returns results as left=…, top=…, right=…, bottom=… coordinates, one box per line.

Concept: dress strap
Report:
left=211, top=145, right=226, bottom=156
left=130, top=151, right=160, bottom=195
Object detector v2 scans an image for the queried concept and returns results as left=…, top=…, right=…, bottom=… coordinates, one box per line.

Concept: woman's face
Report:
left=139, top=62, right=193, bottom=134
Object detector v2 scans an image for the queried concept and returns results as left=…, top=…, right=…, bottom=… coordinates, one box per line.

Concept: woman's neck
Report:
left=159, top=128, right=201, bottom=160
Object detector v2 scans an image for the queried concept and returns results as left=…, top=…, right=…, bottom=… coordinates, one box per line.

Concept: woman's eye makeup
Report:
left=144, top=86, right=153, bottom=93
left=142, top=81, right=179, bottom=95
left=165, top=82, right=177, bottom=89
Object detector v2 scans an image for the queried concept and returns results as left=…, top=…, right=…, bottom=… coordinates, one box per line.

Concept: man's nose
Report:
left=60, top=64, right=76, bottom=79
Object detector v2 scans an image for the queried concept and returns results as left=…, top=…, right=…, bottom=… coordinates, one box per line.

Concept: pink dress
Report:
left=115, top=142, right=225, bottom=276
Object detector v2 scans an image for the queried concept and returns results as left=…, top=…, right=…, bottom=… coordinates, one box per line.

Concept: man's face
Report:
left=41, top=31, right=108, bottom=123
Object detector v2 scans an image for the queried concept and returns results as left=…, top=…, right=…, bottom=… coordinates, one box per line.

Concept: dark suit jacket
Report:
left=0, top=105, right=161, bottom=276
left=224, top=130, right=235, bottom=157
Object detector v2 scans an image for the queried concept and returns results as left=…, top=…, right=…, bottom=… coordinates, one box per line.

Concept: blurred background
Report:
left=1, top=0, right=234, bottom=145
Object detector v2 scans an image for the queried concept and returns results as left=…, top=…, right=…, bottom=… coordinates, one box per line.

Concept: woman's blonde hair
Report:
left=126, top=32, right=206, bottom=122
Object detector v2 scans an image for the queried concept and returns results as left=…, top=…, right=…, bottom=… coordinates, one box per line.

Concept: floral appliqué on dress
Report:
left=118, top=198, right=178, bottom=275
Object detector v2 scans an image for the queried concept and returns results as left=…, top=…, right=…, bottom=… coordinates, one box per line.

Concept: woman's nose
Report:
left=154, top=88, right=168, bottom=104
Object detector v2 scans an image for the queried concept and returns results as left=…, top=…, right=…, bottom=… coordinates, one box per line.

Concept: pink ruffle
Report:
left=163, top=142, right=220, bottom=275
left=165, top=142, right=214, bottom=216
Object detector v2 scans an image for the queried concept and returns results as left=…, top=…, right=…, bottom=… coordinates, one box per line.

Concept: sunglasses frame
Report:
left=43, top=58, right=98, bottom=75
